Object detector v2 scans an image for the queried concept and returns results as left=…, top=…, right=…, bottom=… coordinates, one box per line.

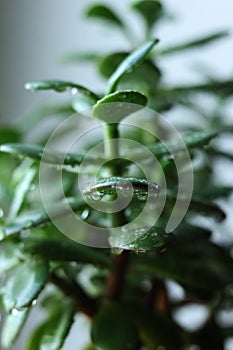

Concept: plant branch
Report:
left=51, top=273, right=97, bottom=318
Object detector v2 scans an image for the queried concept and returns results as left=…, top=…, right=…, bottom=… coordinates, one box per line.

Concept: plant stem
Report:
left=51, top=273, right=97, bottom=318
left=103, top=122, right=129, bottom=301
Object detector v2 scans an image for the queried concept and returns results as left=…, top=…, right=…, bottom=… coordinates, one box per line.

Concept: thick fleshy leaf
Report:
left=132, top=0, right=163, bottom=30
left=0, top=242, right=21, bottom=274
left=129, top=305, right=184, bottom=350
left=98, top=53, right=161, bottom=93
left=21, top=237, right=110, bottom=266
left=1, top=308, right=30, bottom=349
left=0, top=128, right=20, bottom=144
left=61, top=51, right=100, bottom=64
left=91, top=302, right=139, bottom=350
left=83, top=176, right=159, bottom=200
left=109, top=226, right=173, bottom=251
left=0, top=143, right=84, bottom=167
left=3, top=260, right=49, bottom=311
left=148, top=130, right=217, bottom=159
left=159, top=30, right=229, bottom=56
left=25, top=80, right=99, bottom=102
left=7, top=159, right=37, bottom=222
left=27, top=300, right=75, bottom=350
left=134, top=235, right=233, bottom=291
left=2, top=198, right=86, bottom=237
left=93, top=90, right=148, bottom=122
left=107, top=39, right=159, bottom=93
left=85, top=4, right=124, bottom=27
left=161, top=78, right=233, bottom=97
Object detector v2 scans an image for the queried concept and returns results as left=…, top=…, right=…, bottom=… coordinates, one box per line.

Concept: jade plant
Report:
left=1, top=1, right=233, bottom=349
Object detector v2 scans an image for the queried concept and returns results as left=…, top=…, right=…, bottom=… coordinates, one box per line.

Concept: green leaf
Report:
left=147, top=130, right=217, bottom=160
left=109, top=226, right=173, bottom=251
left=0, top=128, right=20, bottom=144
left=132, top=1, right=163, bottom=30
left=1, top=308, right=30, bottom=349
left=83, top=177, right=159, bottom=200
left=7, top=159, right=37, bottom=222
left=61, top=51, right=100, bottom=64
left=2, top=198, right=86, bottom=237
left=93, top=90, right=148, bottom=122
left=0, top=242, right=21, bottom=274
left=25, top=80, right=99, bottom=102
left=107, top=39, right=159, bottom=93
left=21, top=237, right=110, bottom=266
left=161, top=78, right=233, bottom=97
left=134, top=237, right=233, bottom=291
left=159, top=30, right=229, bottom=56
left=27, top=300, right=75, bottom=350
left=99, top=53, right=161, bottom=93
left=130, top=306, right=184, bottom=350
left=3, top=260, right=49, bottom=311
left=189, top=197, right=226, bottom=222
left=91, top=302, right=139, bottom=350
left=85, top=4, right=124, bottom=28
left=0, top=143, right=84, bottom=167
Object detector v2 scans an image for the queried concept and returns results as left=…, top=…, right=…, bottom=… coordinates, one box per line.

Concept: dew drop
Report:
left=135, top=249, right=147, bottom=256
left=32, top=299, right=37, bottom=306
left=0, top=208, right=4, bottom=218
left=89, top=191, right=103, bottom=201
left=71, top=87, right=78, bottom=95
left=11, top=309, right=19, bottom=316
left=20, top=229, right=30, bottom=239
left=29, top=184, right=36, bottom=191
left=80, top=209, right=90, bottom=220
left=111, top=247, right=124, bottom=255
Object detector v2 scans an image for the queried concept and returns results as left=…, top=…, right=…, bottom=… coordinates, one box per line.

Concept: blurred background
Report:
left=0, top=0, right=233, bottom=349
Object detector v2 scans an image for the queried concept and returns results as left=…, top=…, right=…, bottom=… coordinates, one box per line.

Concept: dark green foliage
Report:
left=0, top=1, right=233, bottom=349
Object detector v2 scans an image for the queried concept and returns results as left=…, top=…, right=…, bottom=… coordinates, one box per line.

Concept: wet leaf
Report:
left=107, top=39, right=159, bottom=93
left=83, top=176, right=159, bottom=200
left=25, top=80, right=99, bottom=102
left=99, top=52, right=161, bottom=93
left=0, top=143, right=84, bottom=167
left=27, top=299, right=75, bottom=350
left=85, top=4, right=124, bottom=28
left=93, top=90, right=148, bottom=122
left=148, top=130, right=217, bottom=159
left=2, top=198, right=86, bottom=237
left=21, top=237, right=110, bottom=266
left=132, top=0, right=163, bottom=31
left=1, top=308, right=30, bottom=349
left=7, top=159, right=37, bottom=222
left=0, top=242, right=21, bottom=274
left=3, top=260, right=49, bottom=311
left=109, top=226, right=173, bottom=251
left=91, top=302, right=139, bottom=350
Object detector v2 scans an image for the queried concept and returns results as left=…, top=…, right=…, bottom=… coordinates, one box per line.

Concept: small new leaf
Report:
left=107, top=39, right=159, bottom=93
left=132, top=0, right=163, bottom=30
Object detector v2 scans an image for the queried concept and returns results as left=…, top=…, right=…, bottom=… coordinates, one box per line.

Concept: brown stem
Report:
left=104, top=250, right=129, bottom=301
left=51, top=273, right=97, bottom=318
left=149, top=278, right=170, bottom=314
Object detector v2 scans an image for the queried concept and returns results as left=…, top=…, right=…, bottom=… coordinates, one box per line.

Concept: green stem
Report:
left=103, top=122, right=129, bottom=302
